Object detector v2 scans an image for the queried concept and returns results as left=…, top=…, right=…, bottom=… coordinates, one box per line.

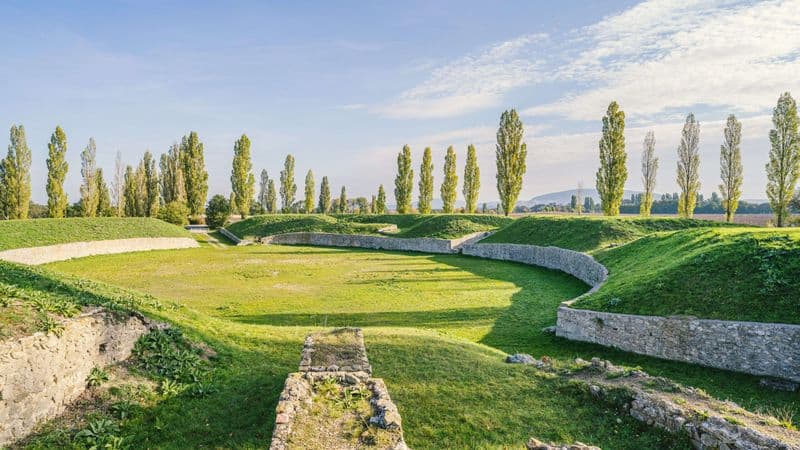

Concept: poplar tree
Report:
left=279, top=154, right=296, bottom=213
left=96, top=168, right=111, bottom=216
left=266, top=179, right=277, bottom=213
left=640, top=131, right=658, bottom=216
left=230, top=134, right=255, bottom=218
left=418, top=147, right=433, bottom=214
left=46, top=126, right=69, bottom=218
left=80, top=138, right=100, bottom=217
left=160, top=143, right=185, bottom=205
left=2, top=125, right=32, bottom=219
left=677, top=113, right=701, bottom=218
left=143, top=151, right=160, bottom=217
left=595, top=102, right=626, bottom=216
left=394, top=145, right=413, bottom=213
left=338, top=186, right=347, bottom=213
left=304, top=170, right=315, bottom=213
left=112, top=151, right=125, bottom=216
left=495, top=109, right=527, bottom=216
left=258, top=169, right=269, bottom=211
left=0, top=157, right=6, bottom=220
left=462, top=144, right=480, bottom=213
left=720, top=115, right=743, bottom=223
left=181, top=131, right=208, bottom=216
left=370, top=195, right=376, bottom=214
left=123, top=165, right=140, bottom=217
left=318, top=175, right=331, bottom=213
left=376, top=185, right=386, bottom=214
left=441, top=146, right=458, bottom=213
left=766, top=92, right=800, bottom=227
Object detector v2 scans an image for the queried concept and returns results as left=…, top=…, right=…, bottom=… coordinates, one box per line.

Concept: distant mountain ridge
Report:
left=523, top=189, right=653, bottom=206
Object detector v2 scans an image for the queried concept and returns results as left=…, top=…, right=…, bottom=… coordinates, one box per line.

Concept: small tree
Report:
left=123, top=165, right=140, bottom=217
left=640, top=131, right=658, bottom=216
left=46, top=126, right=69, bottom=218
left=279, top=154, right=296, bottom=213
left=394, top=145, right=413, bottom=213
left=230, top=134, right=255, bottom=218
left=720, top=115, right=743, bottom=223
left=418, top=147, right=433, bottom=214
left=677, top=113, right=701, bottom=218
left=441, top=146, right=458, bottom=213
left=318, top=175, right=331, bottom=213
left=356, top=197, right=369, bottom=214
left=205, top=194, right=230, bottom=229
left=338, top=186, right=347, bottom=213
left=766, top=92, right=800, bottom=227
left=575, top=181, right=584, bottom=214
left=462, top=144, right=480, bottom=213
left=596, top=102, right=627, bottom=216
left=304, top=170, right=315, bottom=213
left=495, top=110, right=527, bottom=216
left=375, top=185, right=386, bottom=214
left=181, top=131, right=208, bottom=216
left=266, top=179, right=277, bottom=213
left=158, top=201, right=189, bottom=225
left=2, top=125, right=32, bottom=219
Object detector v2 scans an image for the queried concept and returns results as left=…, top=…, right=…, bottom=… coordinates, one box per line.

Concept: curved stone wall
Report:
left=262, top=232, right=469, bottom=254
left=0, top=237, right=199, bottom=265
left=0, top=308, right=152, bottom=445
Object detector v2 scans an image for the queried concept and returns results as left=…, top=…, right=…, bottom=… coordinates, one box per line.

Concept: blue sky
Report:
left=1, top=0, right=798, bottom=204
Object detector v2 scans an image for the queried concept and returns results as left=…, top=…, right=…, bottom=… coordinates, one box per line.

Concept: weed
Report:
left=74, top=418, right=124, bottom=449
left=87, top=367, right=109, bottom=387
left=37, top=314, right=64, bottom=336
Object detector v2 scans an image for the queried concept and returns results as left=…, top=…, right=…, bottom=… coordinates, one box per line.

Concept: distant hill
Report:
left=522, top=189, right=654, bottom=206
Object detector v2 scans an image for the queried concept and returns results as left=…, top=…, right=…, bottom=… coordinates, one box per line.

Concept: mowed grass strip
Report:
left=0, top=217, right=189, bottom=251
left=37, top=244, right=797, bottom=447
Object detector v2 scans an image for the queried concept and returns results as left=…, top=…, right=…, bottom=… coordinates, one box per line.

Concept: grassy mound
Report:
left=574, top=228, right=800, bottom=324
left=481, top=215, right=739, bottom=253
left=225, top=214, right=390, bottom=240
left=0, top=217, right=189, bottom=251
left=394, top=214, right=512, bottom=238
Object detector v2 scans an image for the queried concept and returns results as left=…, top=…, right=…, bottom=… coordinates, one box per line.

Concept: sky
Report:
left=1, top=0, right=798, bottom=205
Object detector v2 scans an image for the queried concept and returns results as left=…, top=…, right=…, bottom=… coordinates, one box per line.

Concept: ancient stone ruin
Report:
left=270, top=328, right=408, bottom=450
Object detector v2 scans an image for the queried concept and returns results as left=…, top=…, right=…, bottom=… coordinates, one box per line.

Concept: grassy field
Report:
left=228, top=214, right=512, bottom=241
left=16, top=243, right=791, bottom=448
left=0, top=217, right=189, bottom=251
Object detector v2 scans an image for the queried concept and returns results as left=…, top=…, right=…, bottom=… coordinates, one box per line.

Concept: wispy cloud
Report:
left=374, top=34, right=548, bottom=119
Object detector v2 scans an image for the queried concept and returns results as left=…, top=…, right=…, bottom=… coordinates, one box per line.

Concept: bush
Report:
left=158, top=201, right=190, bottom=226
left=205, top=195, right=231, bottom=229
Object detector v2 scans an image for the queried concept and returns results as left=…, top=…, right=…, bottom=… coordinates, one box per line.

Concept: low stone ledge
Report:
left=262, top=232, right=458, bottom=254
left=0, top=308, right=156, bottom=445
left=218, top=227, right=253, bottom=245
left=0, top=237, right=199, bottom=265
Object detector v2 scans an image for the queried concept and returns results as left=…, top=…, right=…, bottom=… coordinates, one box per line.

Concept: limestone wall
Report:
left=0, top=308, right=151, bottom=445
left=0, top=237, right=199, bottom=265
left=218, top=227, right=252, bottom=245
left=261, top=232, right=458, bottom=254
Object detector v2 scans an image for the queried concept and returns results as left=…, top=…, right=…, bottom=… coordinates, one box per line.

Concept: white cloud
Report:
left=374, top=34, right=547, bottom=119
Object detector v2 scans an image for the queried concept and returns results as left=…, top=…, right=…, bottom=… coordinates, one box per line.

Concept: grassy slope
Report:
left=481, top=215, right=738, bottom=253
left=229, top=214, right=512, bottom=240
left=0, top=218, right=189, bottom=251
left=26, top=245, right=795, bottom=448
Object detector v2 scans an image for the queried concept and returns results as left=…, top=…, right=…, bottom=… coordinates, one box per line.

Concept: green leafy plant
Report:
left=110, top=401, right=138, bottom=421
left=38, top=314, right=64, bottom=336
left=87, top=367, right=109, bottom=387
left=74, top=418, right=123, bottom=449
left=314, top=377, right=340, bottom=399
left=159, top=379, right=185, bottom=398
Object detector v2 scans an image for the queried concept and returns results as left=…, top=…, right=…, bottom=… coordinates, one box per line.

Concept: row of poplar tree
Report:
left=596, top=92, right=799, bottom=226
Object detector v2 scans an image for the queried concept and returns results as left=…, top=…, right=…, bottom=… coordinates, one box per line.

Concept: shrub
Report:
left=205, top=195, right=231, bottom=229
left=158, top=201, right=190, bottom=226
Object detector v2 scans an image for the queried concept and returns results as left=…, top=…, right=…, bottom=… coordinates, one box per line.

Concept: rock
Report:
left=506, top=353, right=536, bottom=364
left=542, top=326, right=557, bottom=334
left=275, top=413, right=290, bottom=424
left=759, top=378, right=799, bottom=392
left=526, top=437, right=601, bottom=450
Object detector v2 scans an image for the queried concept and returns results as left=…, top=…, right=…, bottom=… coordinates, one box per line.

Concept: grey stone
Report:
left=506, top=353, right=536, bottom=364
left=0, top=237, right=198, bottom=265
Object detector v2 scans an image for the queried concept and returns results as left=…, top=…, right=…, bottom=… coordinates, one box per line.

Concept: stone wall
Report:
left=218, top=227, right=252, bottom=245
left=0, top=308, right=152, bottom=445
left=262, top=232, right=458, bottom=254
left=460, top=243, right=608, bottom=288
left=557, top=307, right=800, bottom=383
left=0, top=237, right=199, bottom=265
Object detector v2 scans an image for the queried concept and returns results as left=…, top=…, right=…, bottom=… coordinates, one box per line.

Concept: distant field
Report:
left=0, top=217, right=189, bottom=251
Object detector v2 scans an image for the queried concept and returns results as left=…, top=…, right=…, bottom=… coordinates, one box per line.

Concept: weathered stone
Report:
left=759, top=378, right=799, bottom=392
left=506, top=353, right=536, bottom=364
left=0, top=237, right=198, bottom=265
left=526, top=437, right=601, bottom=449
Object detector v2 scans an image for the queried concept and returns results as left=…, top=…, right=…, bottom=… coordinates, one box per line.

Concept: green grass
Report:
left=0, top=217, right=189, bottom=251
left=229, top=214, right=513, bottom=241
left=16, top=244, right=794, bottom=448
left=481, top=215, right=739, bottom=253
left=574, top=227, right=800, bottom=324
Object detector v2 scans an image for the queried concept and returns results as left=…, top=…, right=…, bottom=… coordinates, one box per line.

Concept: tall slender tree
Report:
left=230, top=134, right=255, bottom=218
left=441, top=146, right=458, bottom=213
left=80, top=138, right=100, bottom=217
left=640, top=131, right=658, bottom=216
left=266, top=179, right=277, bottom=213
left=160, top=143, right=185, bottom=205
left=462, top=144, right=480, bottom=213
left=495, top=109, right=527, bottom=216
left=143, top=151, right=160, bottom=217
left=376, top=185, right=386, bottom=214
left=181, top=131, right=208, bottom=216
left=338, top=186, right=347, bottom=213
left=595, top=102, right=626, bottom=216
left=279, top=154, right=296, bottom=213
left=123, top=165, right=140, bottom=217
left=46, top=126, right=69, bottom=218
left=394, top=145, right=413, bottom=213
left=258, top=169, right=270, bottom=212
left=370, top=195, right=376, bottom=214
left=112, top=150, right=125, bottom=216
left=2, top=125, right=32, bottom=219
left=766, top=92, right=800, bottom=227
left=677, top=113, right=701, bottom=218
left=720, top=115, right=743, bottom=223
left=304, top=170, right=315, bottom=213
left=418, top=147, right=433, bottom=214
left=96, top=168, right=111, bottom=216
left=0, top=154, right=7, bottom=220
left=318, top=175, right=331, bottom=213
